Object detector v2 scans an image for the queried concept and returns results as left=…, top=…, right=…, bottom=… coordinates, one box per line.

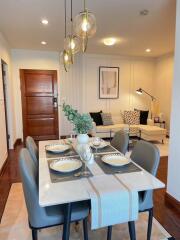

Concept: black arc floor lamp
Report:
left=136, top=88, right=156, bottom=101
left=136, top=88, right=157, bottom=119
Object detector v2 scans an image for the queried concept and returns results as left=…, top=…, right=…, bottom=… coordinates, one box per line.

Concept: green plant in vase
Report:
left=62, top=103, right=94, bottom=176
left=62, top=102, right=93, bottom=143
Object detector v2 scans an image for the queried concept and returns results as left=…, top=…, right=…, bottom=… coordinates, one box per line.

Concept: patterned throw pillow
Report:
left=101, top=113, right=114, bottom=126
left=124, top=111, right=140, bottom=125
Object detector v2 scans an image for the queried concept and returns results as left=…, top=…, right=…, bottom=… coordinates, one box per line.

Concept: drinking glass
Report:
left=92, top=137, right=101, bottom=158
left=79, top=145, right=92, bottom=177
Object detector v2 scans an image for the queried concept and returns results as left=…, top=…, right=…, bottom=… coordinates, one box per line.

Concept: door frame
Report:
left=1, top=60, right=10, bottom=150
left=20, top=69, right=59, bottom=142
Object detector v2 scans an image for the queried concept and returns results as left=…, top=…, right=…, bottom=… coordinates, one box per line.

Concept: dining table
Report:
left=38, top=138, right=165, bottom=240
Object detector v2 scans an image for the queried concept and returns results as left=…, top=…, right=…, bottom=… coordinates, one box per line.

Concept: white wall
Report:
left=80, top=53, right=155, bottom=125
left=82, top=54, right=155, bottom=113
left=167, top=0, right=180, bottom=202
left=154, top=53, right=174, bottom=131
left=0, top=32, right=15, bottom=169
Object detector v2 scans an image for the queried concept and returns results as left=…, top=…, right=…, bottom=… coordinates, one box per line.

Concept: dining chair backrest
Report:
left=130, top=140, right=160, bottom=175
left=26, top=136, right=38, bottom=166
left=130, top=140, right=160, bottom=211
left=19, top=148, right=47, bottom=227
left=111, top=130, right=129, bottom=155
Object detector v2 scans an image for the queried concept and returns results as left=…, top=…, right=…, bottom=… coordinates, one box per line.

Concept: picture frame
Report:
left=99, top=66, right=119, bottom=99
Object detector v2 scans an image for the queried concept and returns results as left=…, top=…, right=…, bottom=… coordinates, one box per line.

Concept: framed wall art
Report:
left=99, top=66, right=119, bottom=99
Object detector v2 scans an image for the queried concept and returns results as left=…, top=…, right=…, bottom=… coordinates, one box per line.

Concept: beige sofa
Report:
left=91, top=113, right=166, bottom=143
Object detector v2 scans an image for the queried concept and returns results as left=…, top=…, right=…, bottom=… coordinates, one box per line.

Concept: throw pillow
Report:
left=101, top=113, right=114, bottom=126
left=89, top=111, right=103, bottom=126
left=134, top=109, right=149, bottom=125
left=124, top=111, right=140, bottom=125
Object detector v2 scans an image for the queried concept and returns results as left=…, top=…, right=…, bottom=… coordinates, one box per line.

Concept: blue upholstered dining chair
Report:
left=26, top=136, right=38, bottom=166
left=19, top=148, right=90, bottom=240
left=130, top=140, right=160, bottom=240
left=111, top=130, right=129, bottom=155
left=107, top=140, right=160, bottom=240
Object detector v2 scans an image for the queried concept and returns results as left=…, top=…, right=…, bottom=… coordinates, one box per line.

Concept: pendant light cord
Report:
left=71, top=0, right=73, bottom=33
left=71, top=0, right=73, bottom=22
left=84, top=0, right=86, bottom=11
left=64, top=0, right=67, bottom=38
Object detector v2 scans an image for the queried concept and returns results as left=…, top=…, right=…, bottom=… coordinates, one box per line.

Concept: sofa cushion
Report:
left=134, top=109, right=149, bottom=125
left=90, top=111, right=103, bottom=126
left=101, top=113, right=114, bottom=126
left=124, top=111, right=140, bottom=125
left=139, top=125, right=166, bottom=135
left=112, top=113, right=124, bottom=124
left=96, top=124, right=129, bottom=133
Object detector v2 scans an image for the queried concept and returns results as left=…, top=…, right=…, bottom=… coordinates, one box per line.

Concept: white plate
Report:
left=50, top=158, right=82, bottom=173
left=102, top=154, right=130, bottom=167
left=46, top=144, right=71, bottom=153
left=89, top=141, right=109, bottom=149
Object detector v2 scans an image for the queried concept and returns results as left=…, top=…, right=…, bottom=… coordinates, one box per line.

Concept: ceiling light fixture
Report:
left=41, top=41, right=47, bottom=45
left=41, top=19, right=48, bottom=25
left=73, top=0, right=97, bottom=52
left=146, top=48, right=151, bottom=52
left=140, top=9, right=149, bottom=16
left=62, top=0, right=73, bottom=72
left=103, top=38, right=116, bottom=46
left=64, top=0, right=80, bottom=55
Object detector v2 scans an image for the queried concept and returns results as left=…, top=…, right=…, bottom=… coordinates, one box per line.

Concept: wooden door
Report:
left=20, top=69, right=59, bottom=142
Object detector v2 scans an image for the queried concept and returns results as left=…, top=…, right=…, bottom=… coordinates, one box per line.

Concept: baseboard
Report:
left=165, top=192, right=180, bottom=213
left=13, top=138, right=22, bottom=149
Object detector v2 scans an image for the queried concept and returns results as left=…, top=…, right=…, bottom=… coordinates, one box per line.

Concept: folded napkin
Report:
left=84, top=175, right=138, bottom=229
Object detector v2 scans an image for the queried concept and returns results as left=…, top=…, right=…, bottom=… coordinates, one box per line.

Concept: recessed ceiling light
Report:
left=41, top=41, right=47, bottom=45
left=140, top=9, right=149, bottom=16
left=103, top=38, right=117, bottom=46
left=41, top=19, right=48, bottom=25
left=146, top=48, right=151, bottom=53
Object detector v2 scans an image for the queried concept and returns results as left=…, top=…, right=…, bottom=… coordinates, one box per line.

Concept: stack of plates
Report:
left=46, top=144, right=71, bottom=153
left=50, top=158, right=82, bottom=173
left=102, top=154, right=130, bottom=167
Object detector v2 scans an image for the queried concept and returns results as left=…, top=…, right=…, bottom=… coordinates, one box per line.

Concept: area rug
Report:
left=0, top=183, right=174, bottom=240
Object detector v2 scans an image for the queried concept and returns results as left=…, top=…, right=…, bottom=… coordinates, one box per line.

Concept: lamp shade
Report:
left=136, top=88, right=143, bottom=95
left=62, top=50, right=72, bottom=72
left=64, top=35, right=81, bottom=54
left=73, top=10, right=97, bottom=39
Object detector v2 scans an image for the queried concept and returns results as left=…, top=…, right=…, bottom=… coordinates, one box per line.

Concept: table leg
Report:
left=62, top=203, right=72, bottom=240
left=128, top=221, right=136, bottom=240
left=107, top=226, right=112, bottom=240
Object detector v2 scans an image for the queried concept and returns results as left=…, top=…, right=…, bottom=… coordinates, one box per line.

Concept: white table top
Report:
left=39, top=139, right=165, bottom=207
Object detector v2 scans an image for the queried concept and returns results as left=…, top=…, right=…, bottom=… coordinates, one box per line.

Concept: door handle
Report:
left=53, top=97, right=58, bottom=108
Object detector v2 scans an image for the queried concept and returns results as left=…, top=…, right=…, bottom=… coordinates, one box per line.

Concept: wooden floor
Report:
left=0, top=145, right=180, bottom=239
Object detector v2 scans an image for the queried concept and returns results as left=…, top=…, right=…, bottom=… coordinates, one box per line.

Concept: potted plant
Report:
left=62, top=102, right=93, bottom=145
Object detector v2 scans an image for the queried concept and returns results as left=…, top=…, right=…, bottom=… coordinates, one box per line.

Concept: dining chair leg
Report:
left=83, top=217, right=89, bottom=240
left=62, top=203, right=72, bottom=240
left=107, top=226, right=112, bottom=240
left=128, top=221, right=136, bottom=240
left=32, top=229, right=38, bottom=240
left=147, top=208, right=153, bottom=240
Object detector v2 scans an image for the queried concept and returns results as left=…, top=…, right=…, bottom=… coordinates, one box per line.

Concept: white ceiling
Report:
left=0, top=0, right=176, bottom=57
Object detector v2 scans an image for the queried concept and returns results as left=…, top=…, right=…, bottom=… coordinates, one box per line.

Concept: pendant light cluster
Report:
left=62, top=0, right=96, bottom=72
